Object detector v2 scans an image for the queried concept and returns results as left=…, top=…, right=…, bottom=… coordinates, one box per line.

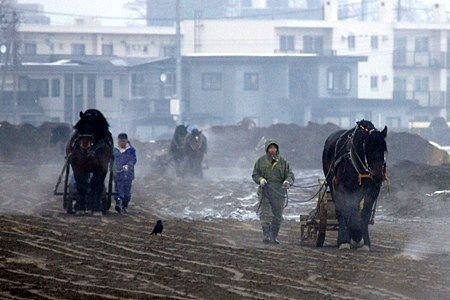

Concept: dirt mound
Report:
left=379, top=160, right=450, bottom=218
left=0, top=121, right=71, bottom=164
left=1, top=121, right=449, bottom=169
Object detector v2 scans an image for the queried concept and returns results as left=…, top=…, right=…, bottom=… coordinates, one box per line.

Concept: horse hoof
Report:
left=339, top=243, right=351, bottom=250
left=351, top=239, right=364, bottom=249
left=358, top=245, right=371, bottom=251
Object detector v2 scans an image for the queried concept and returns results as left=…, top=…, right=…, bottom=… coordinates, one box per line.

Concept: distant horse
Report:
left=50, top=124, right=72, bottom=155
left=66, top=109, right=113, bottom=215
left=170, top=125, right=188, bottom=176
left=184, top=128, right=207, bottom=178
left=322, top=120, right=387, bottom=250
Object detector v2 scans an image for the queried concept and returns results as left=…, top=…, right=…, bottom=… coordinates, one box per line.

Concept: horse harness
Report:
left=188, top=134, right=204, bottom=151
left=333, top=124, right=378, bottom=186
left=70, top=133, right=113, bottom=156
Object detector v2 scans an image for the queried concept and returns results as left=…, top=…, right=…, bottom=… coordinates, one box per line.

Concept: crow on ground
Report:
left=151, top=219, right=163, bottom=235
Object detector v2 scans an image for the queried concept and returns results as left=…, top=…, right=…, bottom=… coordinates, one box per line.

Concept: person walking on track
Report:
left=252, top=139, right=295, bottom=244
left=114, top=133, right=137, bottom=214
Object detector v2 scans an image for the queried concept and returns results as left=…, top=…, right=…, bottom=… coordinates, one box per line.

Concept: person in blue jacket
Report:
left=114, top=133, right=137, bottom=213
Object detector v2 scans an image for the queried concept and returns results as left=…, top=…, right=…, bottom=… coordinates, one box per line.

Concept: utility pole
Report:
left=0, top=4, right=19, bottom=124
left=175, top=0, right=182, bottom=124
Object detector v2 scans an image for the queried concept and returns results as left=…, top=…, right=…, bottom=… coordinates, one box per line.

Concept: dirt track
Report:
left=0, top=163, right=449, bottom=299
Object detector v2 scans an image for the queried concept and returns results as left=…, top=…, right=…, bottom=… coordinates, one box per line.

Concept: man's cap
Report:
left=118, top=133, right=128, bottom=140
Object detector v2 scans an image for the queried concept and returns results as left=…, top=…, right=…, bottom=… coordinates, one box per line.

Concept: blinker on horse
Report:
left=322, top=120, right=387, bottom=250
left=66, top=109, right=113, bottom=215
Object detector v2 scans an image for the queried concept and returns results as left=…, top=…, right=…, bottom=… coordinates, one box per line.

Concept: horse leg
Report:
left=90, top=172, right=106, bottom=214
left=334, top=193, right=351, bottom=249
left=74, top=173, right=89, bottom=214
left=360, top=186, right=381, bottom=251
left=348, top=193, right=364, bottom=248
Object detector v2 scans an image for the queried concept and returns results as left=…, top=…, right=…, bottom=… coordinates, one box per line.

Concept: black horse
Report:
left=170, top=125, right=188, bottom=177
left=184, top=128, right=207, bottom=178
left=66, top=109, right=113, bottom=215
left=322, top=120, right=387, bottom=250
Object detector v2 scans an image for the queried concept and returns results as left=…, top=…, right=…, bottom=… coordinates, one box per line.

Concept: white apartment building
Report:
left=18, top=24, right=176, bottom=57
left=181, top=0, right=449, bottom=123
left=8, top=0, right=450, bottom=127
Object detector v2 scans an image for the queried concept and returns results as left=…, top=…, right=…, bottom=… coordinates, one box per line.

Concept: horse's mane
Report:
left=74, top=109, right=110, bottom=138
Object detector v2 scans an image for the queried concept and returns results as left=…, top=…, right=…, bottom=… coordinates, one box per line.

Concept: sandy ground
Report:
left=0, top=163, right=449, bottom=299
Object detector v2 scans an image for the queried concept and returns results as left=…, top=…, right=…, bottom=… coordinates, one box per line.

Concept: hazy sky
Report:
left=18, top=0, right=450, bottom=26
left=18, top=0, right=134, bottom=26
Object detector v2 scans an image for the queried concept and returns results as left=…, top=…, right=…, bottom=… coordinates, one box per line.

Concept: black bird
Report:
left=151, top=220, right=163, bottom=235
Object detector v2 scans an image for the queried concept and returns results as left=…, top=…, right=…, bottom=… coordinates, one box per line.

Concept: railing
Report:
left=274, top=48, right=336, bottom=55
left=393, top=51, right=446, bottom=68
left=393, top=90, right=446, bottom=107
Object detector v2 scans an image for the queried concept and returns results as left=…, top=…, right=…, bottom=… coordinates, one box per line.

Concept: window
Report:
left=103, top=79, right=113, bottom=98
left=162, top=72, right=175, bottom=97
left=348, top=34, right=355, bottom=50
left=279, top=35, right=295, bottom=52
left=370, top=35, right=378, bottom=50
left=370, top=76, right=378, bottom=89
left=71, top=43, right=85, bottom=55
left=102, top=44, right=113, bottom=56
left=24, top=43, right=37, bottom=55
left=414, top=77, right=429, bottom=92
left=163, top=45, right=175, bottom=57
left=415, top=37, right=429, bottom=52
left=18, top=76, right=28, bottom=91
left=244, top=73, right=259, bottom=91
left=327, top=67, right=351, bottom=95
left=202, top=73, right=222, bottom=90
left=51, top=79, right=60, bottom=97
left=131, top=73, right=146, bottom=97
left=303, top=35, right=323, bottom=54
left=29, top=79, right=49, bottom=97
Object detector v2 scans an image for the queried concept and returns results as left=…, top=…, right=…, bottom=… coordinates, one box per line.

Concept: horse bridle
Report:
left=334, top=124, right=376, bottom=185
left=76, top=134, right=95, bottom=151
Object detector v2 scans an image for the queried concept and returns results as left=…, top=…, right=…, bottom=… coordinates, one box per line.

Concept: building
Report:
left=0, top=0, right=448, bottom=137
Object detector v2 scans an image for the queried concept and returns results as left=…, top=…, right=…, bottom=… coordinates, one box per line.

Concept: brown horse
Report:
left=170, top=125, right=188, bottom=177
left=184, top=128, right=207, bottom=178
left=66, top=109, right=113, bottom=215
left=322, top=120, right=387, bottom=250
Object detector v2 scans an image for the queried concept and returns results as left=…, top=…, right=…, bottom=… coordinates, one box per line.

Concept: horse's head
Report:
left=74, top=109, right=110, bottom=150
left=186, top=128, right=206, bottom=153
left=364, top=126, right=388, bottom=183
left=191, top=128, right=202, bottom=141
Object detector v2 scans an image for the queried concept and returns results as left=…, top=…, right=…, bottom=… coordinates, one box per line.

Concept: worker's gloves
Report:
left=123, top=165, right=129, bottom=171
left=282, top=180, right=290, bottom=189
left=259, top=178, right=267, bottom=187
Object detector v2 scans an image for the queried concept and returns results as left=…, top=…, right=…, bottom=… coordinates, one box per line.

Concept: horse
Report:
left=322, top=120, right=387, bottom=251
left=66, top=109, right=113, bottom=215
left=170, top=124, right=188, bottom=176
left=184, top=128, right=207, bottom=178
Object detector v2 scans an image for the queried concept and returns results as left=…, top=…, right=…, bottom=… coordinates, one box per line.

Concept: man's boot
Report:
left=262, top=224, right=271, bottom=244
left=271, top=224, right=281, bottom=244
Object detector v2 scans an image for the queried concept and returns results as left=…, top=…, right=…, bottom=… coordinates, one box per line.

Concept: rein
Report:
left=334, top=125, right=374, bottom=186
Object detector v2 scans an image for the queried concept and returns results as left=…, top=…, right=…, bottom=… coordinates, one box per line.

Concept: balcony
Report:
left=393, top=51, right=446, bottom=68
left=393, top=90, right=446, bottom=107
